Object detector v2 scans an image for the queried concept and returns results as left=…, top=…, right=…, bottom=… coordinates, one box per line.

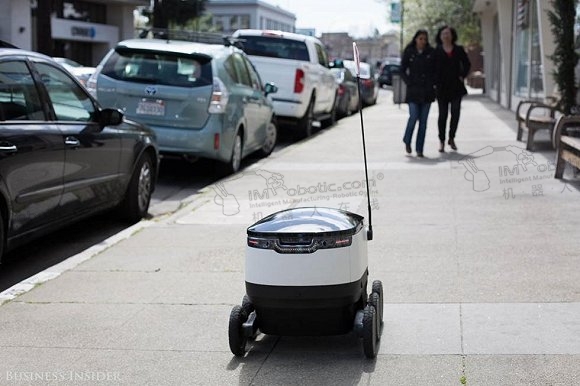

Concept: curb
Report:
left=0, top=219, right=156, bottom=306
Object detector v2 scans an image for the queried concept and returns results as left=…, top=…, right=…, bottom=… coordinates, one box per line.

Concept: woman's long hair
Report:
left=404, top=29, right=430, bottom=52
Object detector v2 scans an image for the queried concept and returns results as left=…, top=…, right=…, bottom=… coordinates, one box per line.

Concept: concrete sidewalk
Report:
left=0, top=90, right=579, bottom=385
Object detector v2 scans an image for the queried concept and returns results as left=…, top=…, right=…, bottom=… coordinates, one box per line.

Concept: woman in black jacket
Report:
left=401, top=29, right=436, bottom=157
left=434, top=25, right=471, bottom=152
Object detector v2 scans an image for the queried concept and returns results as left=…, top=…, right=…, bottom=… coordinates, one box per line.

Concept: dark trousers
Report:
left=437, top=96, right=462, bottom=142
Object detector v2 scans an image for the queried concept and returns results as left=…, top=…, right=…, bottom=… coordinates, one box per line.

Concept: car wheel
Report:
left=327, top=97, right=337, bottom=127
left=0, top=210, right=4, bottom=262
left=258, top=119, right=277, bottom=158
left=298, top=97, right=315, bottom=139
left=219, top=132, right=243, bottom=175
left=119, top=152, right=153, bottom=222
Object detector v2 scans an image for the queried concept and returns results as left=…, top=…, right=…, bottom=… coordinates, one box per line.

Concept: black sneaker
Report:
left=417, top=152, right=424, bottom=158
left=405, top=143, right=412, bottom=154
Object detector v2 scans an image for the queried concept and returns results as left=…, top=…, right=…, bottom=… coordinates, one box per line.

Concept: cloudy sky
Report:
left=264, top=0, right=399, bottom=37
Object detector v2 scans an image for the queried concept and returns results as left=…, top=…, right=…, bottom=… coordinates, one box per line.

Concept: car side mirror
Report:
left=98, top=108, right=124, bottom=127
left=264, top=82, right=278, bottom=96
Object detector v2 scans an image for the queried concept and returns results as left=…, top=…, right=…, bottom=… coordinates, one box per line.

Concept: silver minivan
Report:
left=87, top=37, right=278, bottom=173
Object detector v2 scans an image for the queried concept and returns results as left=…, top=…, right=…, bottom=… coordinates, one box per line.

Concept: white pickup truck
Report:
left=232, top=29, right=338, bottom=138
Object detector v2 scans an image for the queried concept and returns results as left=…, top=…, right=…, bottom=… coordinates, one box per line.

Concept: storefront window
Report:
left=513, top=0, right=544, bottom=98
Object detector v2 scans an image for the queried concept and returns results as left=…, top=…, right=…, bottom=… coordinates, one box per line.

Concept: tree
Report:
left=150, top=0, right=207, bottom=29
left=383, top=0, right=481, bottom=47
left=547, top=0, right=578, bottom=114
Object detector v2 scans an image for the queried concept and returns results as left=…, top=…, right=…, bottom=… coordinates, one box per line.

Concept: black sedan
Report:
left=378, top=63, right=401, bottom=87
left=0, top=48, right=159, bottom=261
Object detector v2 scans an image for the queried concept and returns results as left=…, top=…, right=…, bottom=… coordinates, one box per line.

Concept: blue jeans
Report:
left=403, top=102, right=431, bottom=153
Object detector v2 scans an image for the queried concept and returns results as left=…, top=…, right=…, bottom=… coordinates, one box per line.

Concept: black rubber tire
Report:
left=345, top=91, right=353, bottom=116
left=257, top=119, right=277, bottom=158
left=228, top=305, right=247, bottom=356
left=372, top=280, right=384, bottom=326
left=219, top=132, right=243, bottom=175
left=119, top=152, right=154, bottom=223
left=368, top=292, right=382, bottom=340
left=241, top=294, right=254, bottom=316
left=362, top=304, right=378, bottom=359
left=326, top=94, right=338, bottom=127
left=0, top=210, right=4, bottom=263
left=298, top=97, right=315, bottom=138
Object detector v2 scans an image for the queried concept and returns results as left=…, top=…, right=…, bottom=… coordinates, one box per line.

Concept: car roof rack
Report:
left=137, top=28, right=244, bottom=48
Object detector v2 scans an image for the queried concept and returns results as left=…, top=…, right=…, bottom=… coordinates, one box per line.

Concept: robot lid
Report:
left=247, top=207, right=364, bottom=238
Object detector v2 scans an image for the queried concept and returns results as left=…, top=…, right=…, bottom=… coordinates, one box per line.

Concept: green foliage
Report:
left=398, top=0, right=481, bottom=47
left=547, top=0, right=578, bottom=114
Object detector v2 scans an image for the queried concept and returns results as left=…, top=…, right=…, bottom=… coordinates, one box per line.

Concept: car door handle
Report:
left=0, top=142, right=17, bottom=153
left=65, top=137, right=80, bottom=148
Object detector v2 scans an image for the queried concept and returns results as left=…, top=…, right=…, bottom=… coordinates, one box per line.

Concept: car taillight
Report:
left=209, top=77, right=229, bottom=114
left=294, top=69, right=304, bottom=93
left=214, top=133, right=220, bottom=150
left=338, top=84, right=345, bottom=96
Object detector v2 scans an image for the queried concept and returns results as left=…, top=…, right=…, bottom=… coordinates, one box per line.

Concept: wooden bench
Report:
left=552, top=115, right=580, bottom=179
left=516, top=97, right=561, bottom=151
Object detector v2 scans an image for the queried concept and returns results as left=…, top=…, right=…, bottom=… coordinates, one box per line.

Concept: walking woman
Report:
left=434, top=25, right=471, bottom=152
left=401, top=29, right=436, bottom=157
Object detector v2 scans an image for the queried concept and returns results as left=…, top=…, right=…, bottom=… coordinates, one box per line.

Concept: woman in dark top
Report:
left=401, top=29, right=436, bottom=157
left=434, top=25, right=471, bottom=152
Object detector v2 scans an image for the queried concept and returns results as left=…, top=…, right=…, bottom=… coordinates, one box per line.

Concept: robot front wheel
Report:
left=228, top=305, right=248, bottom=357
left=229, top=296, right=259, bottom=357
left=362, top=279, right=384, bottom=359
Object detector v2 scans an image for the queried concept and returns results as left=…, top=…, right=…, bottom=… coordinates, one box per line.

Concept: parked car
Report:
left=87, top=36, right=278, bottom=174
left=378, top=63, right=401, bottom=87
left=0, top=48, right=159, bottom=261
left=342, top=60, right=379, bottom=106
left=330, top=67, right=359, bottom=117
left=232, top=29, right=338, bottom=138
left=53, top=57, right=96, bottom=86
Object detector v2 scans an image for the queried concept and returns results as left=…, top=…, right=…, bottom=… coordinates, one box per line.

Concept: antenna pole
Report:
left=356, top=75, right=373, bottom=241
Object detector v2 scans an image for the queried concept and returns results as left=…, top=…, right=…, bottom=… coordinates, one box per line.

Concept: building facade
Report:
left=474, top=0, right=579, bottom=110
left=205, top=0, right=295, bottom=34
left=320, top=32, right=399, bottom=65
left=0, top=0, right=147, bottom=66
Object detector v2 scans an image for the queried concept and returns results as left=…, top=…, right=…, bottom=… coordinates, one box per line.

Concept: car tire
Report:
left=219, top=132, right=243, bottom=175
left=119, top=152, right=154, bottom=223
left=326, top=97, right=337, bottom=127
left=345, top=91, right=352, bottom=116
left=257, top=119, right=277, bottom=158
left=0, top=210, right=4, bottom=262
left=298, top=97, right=315, bottom=139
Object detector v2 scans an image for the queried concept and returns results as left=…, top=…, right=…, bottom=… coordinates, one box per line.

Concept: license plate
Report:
left=136, top=99, right=165, bottom=116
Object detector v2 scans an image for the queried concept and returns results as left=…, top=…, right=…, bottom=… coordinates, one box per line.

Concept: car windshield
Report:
left=238, top=35, right=310, bottom=61
left=100, top=49, right=213, bottom=88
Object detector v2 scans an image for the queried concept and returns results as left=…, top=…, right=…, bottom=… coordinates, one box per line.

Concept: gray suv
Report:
left=87, top=37, right=278, bottom=173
